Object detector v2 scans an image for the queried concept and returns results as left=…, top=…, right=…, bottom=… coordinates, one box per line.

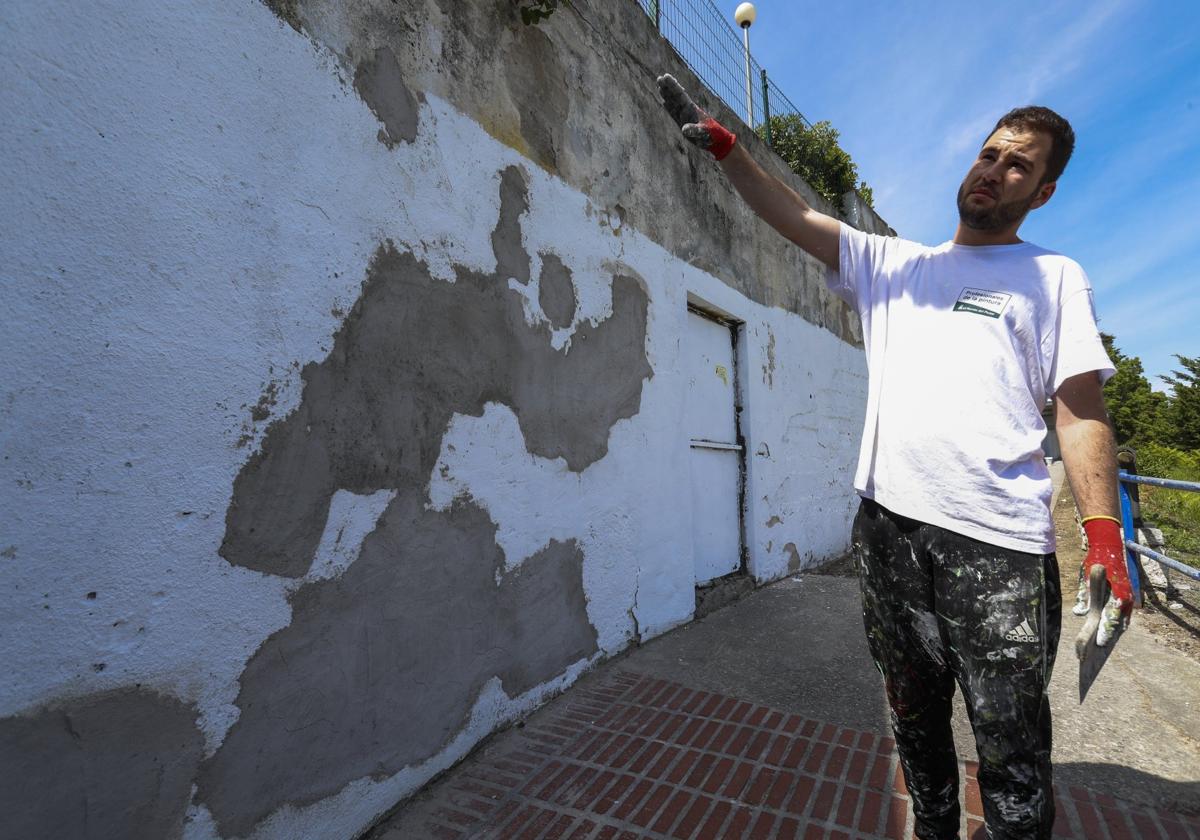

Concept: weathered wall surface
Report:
left=0, top=0, right=889, bottom=837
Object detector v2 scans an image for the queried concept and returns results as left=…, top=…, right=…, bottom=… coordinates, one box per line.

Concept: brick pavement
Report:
left=381, top=672, right=1200, bottom=840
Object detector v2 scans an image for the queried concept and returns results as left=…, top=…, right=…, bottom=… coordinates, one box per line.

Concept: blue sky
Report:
left=727, top=0, right=1198, bottom=389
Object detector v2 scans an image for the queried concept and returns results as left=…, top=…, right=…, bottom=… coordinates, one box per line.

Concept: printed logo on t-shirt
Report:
left=953, top=287, right=1012, bottom=319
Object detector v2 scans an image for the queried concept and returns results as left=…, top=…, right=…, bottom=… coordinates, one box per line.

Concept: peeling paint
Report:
left=353, top=46, right=420, bottom=148
left=199, top=493, right=597, bottom=835
left=219, top=167, right=652, bottom=579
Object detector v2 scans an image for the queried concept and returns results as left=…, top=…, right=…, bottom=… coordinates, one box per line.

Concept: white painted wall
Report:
left=0, top=0, right=866, bottom=836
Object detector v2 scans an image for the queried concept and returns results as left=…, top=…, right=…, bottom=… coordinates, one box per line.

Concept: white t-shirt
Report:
left=828, top=223, right=1114, bottom=554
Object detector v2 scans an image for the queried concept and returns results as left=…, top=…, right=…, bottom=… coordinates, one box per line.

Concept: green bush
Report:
left=1131, top=443, right=1200, bottom=564
left=756, top=115, right=873, bottom=209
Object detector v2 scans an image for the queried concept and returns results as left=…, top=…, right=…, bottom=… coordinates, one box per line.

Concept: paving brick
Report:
left=746, top=705, right=768, bottom=727
left=826, top=745, right=849, bottom=779
left=652, top=790, right=693, bottom=835
left=765, top=732, right=790, bottom=766
left=702, top=757, right=735, bottom=795
left=645, top=744, right=681, bottom=780
left=866, top=753, right=891, bottom=791
left=739, top=729, right=768, bottom=763
left=786, top=773, right=817, bottom=815
left=744, top=767, right=776, bottom=806
left=672, top=792, right=714, bottom=839
left=777, top=816, right=800, bottom=840
left=698, top=800, right=733, bottom=838
left=748, top=812, right=776, bottom=840
left=835, top=785, right=859, bottom=828
left=572, top=769, right=617, bottom=811
left=811, top=779, right=838, bottom=821
left=859, top=789, right=884, bottom=834
left=628, top=739, right=665, bottom=775
left=692, top=719, right=722, bottom=750
left=846, top=749, right=869, bottom=785
left=730, top=701, right=753, bottom=723
left=802, top=740, right=829, bottom=774
left=566, top=818, right=598, bottom=840
left=782, top=737, right=811, bottom=770
left=698, top=693, right=723, bottom=718
left=630, top=783, right=673, bottom=828
left=611, top=778, right=655, bottom=821
left=965, top=776, right=984, bottom=818
left=709, top=721, right=739, bottom=753
left=727, top=806, right=754, bottom=838
left=883, top=795, right=909, bottom=840
left=542, top=812, right=576, bottom=840
left=723, top=760, right=755, bottom=799
left=684, top=752, right=716, bottom=789
left=766, top=769, right=795, bottom=810
left=667, top=749, right=702, bottom=785
left=592, top=773, right=634, bottom=815
left=1129, top=810, right=1164, bottom=840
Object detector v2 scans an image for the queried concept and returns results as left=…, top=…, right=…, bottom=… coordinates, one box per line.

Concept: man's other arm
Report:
left=1056, top=371, right=1119, bottom=520
left=656, top=74, right=841, bottom=269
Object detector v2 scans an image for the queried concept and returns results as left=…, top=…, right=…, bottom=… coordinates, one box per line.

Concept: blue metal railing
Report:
left=1118, top=471, right=1200, bottom=601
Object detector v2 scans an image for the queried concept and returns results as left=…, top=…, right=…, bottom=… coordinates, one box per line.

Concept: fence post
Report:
left=760, top=69, right=771, bottom=147
left=652, top=0, right=661, bottom=30
left=1117, top=449, right=1145, bottom=606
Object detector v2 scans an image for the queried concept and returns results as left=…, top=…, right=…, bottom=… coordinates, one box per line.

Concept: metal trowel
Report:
left=1075, top=564, right=1122, bottom=702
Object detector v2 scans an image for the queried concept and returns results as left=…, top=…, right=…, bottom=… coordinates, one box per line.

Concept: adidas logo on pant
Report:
left=1004, top=619, right=1039, bottom=643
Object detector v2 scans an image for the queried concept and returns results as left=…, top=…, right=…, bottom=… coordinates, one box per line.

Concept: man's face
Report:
left=957, top=126, right=1055, bottom=231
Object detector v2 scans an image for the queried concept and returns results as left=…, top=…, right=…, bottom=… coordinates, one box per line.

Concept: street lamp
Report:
left=734, top=2, right=756, bottom=126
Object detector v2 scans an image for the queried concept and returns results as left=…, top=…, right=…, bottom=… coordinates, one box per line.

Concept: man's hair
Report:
left=990, top=106, right=1075, bottom=185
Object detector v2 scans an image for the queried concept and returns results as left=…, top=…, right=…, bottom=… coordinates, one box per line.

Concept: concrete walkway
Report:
left=370, top=469, right=1200, bottom=840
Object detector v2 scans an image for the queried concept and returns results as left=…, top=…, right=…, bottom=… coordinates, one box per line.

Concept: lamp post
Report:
left=734, top=2, right=757, bottom=126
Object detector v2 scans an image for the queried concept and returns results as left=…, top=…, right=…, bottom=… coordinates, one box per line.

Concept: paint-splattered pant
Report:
left=852, top=499, right=1061, bottom=840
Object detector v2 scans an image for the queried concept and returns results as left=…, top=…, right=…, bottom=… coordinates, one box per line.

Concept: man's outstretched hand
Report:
left=1082, top=517, right=1133, bottom=645
left=656, top=74, right=737, bottom=161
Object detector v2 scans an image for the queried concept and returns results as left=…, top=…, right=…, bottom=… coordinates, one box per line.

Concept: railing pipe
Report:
left=1118, top=471, right=1200, bottom=493
left=1125, top=540, right=1200, bottom=581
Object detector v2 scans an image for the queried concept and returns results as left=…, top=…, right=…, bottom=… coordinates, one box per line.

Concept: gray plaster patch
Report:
left=493, top=166, right=531, bottom=284
left=537, top=252, right=576, bottom=329
left=206, top=166, right=650, bottom=832
left=504, top=26, right=568, bottom=173
left=0, top=688, right=203, bottom=840
left=219, top=166, right=651, bottom=578
left=199, top=493, right=597, bottom=835
left=353, top=46, right=420, bottom=147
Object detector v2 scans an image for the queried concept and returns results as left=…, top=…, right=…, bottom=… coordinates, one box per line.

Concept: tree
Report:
left=1100, top=333, right=1170, bottom=446
left=757, top=115, right=873, bottom=209
left=1162, top=354, right=1200, bottom=451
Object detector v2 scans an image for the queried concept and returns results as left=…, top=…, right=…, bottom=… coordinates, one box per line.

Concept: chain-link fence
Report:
left=633, top=0, right=812, bottom=137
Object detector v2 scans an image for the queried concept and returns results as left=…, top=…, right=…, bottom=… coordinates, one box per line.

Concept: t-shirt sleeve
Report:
left=825, top=222, right=879, bottom=311
left=1045, top=263, right=1115, bottom=394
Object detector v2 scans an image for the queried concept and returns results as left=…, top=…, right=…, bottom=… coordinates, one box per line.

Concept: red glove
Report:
left=1082, top=517, right=1133, bottom=617
left=657, top=74, right=737, bottom=161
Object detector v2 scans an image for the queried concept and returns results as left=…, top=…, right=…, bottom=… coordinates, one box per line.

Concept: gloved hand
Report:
left=656, top=74, right=737, bottom=161
left=1081, top=517, right=1133, bottom=646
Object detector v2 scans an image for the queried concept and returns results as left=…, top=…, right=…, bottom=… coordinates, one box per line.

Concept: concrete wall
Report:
left=0, top=0, right=892, bottom=837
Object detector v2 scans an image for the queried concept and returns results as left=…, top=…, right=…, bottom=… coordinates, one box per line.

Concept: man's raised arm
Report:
left=657, top=74, right=842, bottom=269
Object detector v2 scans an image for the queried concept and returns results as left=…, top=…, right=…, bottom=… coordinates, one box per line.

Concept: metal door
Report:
left=686, top=306, right=743, bottom=585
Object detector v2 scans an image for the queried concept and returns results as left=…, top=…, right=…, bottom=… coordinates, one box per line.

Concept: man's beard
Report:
left=957, top=180, right=1039, bottom=231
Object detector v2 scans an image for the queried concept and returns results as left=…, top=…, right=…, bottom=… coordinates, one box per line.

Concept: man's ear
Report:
left=1030, top=180, right=1057, bottom=210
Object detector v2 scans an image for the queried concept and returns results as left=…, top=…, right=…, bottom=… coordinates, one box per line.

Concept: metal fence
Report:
left=1119, top=470, right=1200, bottom=597
left=633, top=0, right=813, bottom=141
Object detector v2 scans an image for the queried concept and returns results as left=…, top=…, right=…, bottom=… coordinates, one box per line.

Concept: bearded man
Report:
left=658, top=74, right=1129, bottom=840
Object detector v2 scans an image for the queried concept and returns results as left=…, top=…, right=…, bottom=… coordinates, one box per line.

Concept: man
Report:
left=657, top=74, right=1131, bottom=839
